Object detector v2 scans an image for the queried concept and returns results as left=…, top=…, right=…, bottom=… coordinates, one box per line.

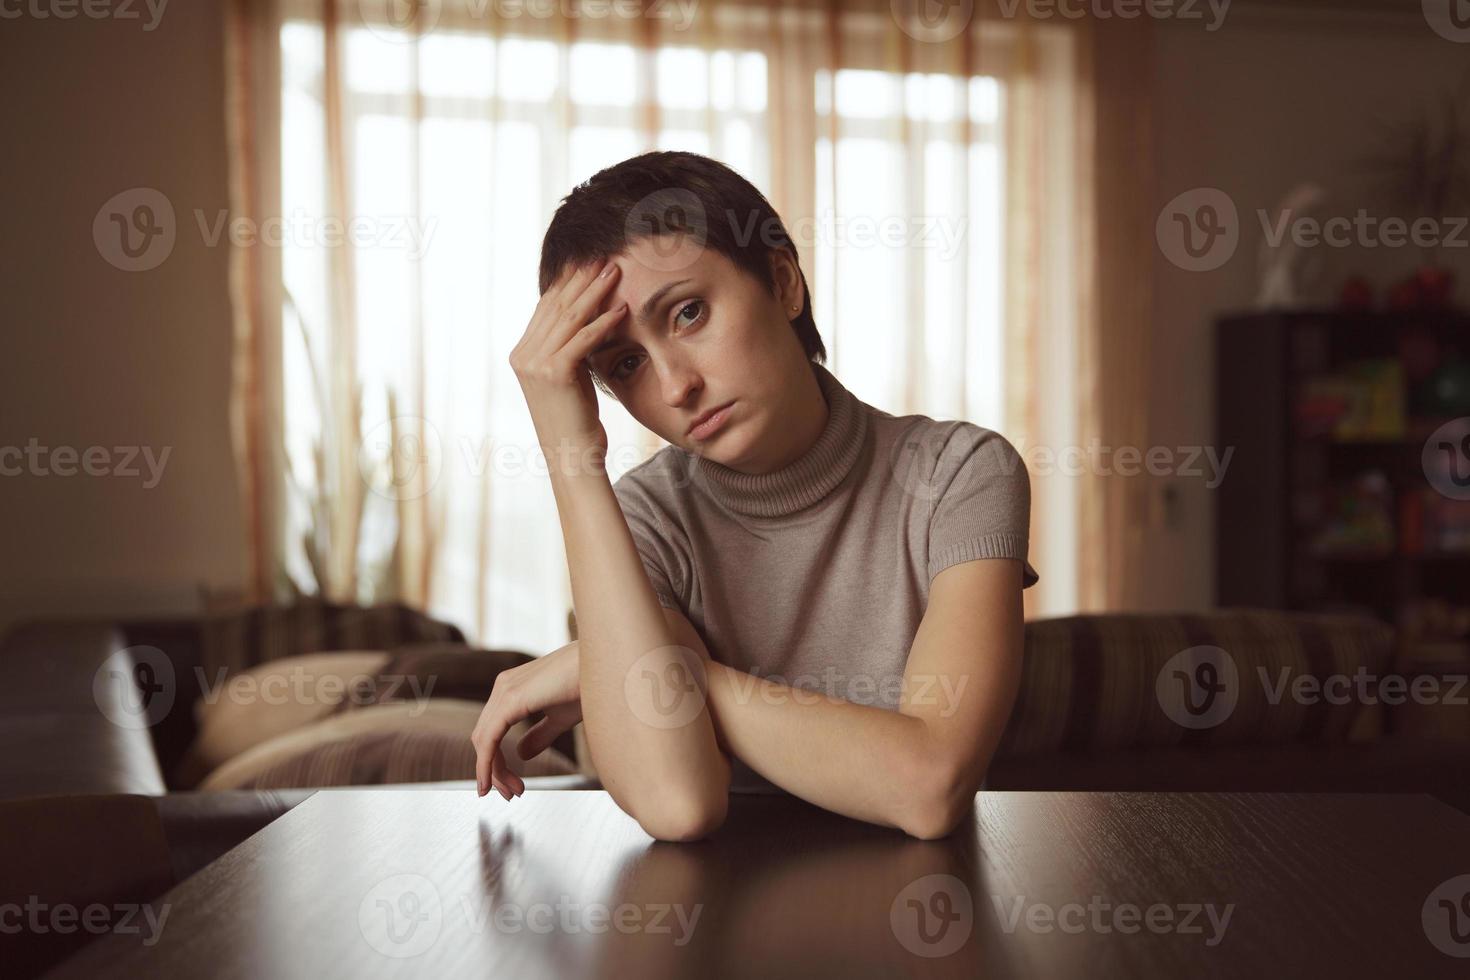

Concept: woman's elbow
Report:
left=898, top=801, right=968, bottom=841
left=636, top=788, right=729, bottom=842
left=897, top=763, right=978, bottom=841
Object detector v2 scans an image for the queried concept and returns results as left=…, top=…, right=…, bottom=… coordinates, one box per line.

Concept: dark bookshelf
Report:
left=1214, top=309, right=1470, bottom=635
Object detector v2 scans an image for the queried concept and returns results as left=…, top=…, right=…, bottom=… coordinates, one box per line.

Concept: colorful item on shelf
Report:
left=1295, top=378, right=1353, bottom=437
left=1388, top=266, right=1458, bottom=310
left=1311, top=470, right=1395, bottom=555
left=1294, top=360, right=1405, bottom=440
left=1400, top=487, right=1470, bottom=555
left=1423, top=490, right=1470, bottom=553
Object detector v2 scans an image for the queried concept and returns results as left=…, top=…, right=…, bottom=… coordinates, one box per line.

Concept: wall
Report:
left=1144, top=3, right=1470, bottom=610
left=0, top=0, right=244, bottom=636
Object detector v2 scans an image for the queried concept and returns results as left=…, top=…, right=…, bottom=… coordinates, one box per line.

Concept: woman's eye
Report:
left=674, top=299, right=706, bottom=330
left=611, top=354, right=641, bottom=380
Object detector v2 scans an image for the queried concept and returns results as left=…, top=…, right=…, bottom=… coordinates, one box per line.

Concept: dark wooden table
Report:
left=46, top=790, right=1470, bottom=978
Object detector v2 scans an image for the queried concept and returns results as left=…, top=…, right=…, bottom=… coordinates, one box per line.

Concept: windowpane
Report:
left=571, top=41, right=637, bottom=106
left=346, top=29, right=412, bottom=94
left=499, top=39, right=556, bottom=101
left=817, top=67, right=1006, bottom=423
left=420, top=33, right=495, bottom=98
left=657, top=47, right=708, bottom=109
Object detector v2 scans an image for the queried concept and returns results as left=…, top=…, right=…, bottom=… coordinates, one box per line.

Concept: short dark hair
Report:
left=538, top=150, right=826, bottom=394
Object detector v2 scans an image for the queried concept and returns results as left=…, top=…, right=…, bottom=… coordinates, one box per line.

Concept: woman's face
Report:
left=584, top=234, right=817, bottom=474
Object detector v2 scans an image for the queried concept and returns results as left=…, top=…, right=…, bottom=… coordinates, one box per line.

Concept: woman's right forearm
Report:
left=507, top=257, right=726, bottom=839
left=554, top=462, right=730, bottom=841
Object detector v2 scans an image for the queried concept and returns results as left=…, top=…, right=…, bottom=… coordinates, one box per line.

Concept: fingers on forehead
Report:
left=561, top=257, right=605, bottom=285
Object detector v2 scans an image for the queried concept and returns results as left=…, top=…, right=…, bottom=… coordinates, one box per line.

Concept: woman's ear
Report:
left=768, top=247, right=804, bottom=315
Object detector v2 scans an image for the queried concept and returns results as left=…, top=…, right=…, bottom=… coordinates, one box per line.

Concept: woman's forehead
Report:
left=613, top=233, right=732, bottom=281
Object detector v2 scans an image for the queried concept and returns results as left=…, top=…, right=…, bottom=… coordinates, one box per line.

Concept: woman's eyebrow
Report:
left=590, top=277, right=693, bottom=360
left=633, top=277, right=693, bottom=327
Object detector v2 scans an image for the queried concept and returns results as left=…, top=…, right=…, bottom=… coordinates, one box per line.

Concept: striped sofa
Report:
left=987, top=608, right=1470, bottom=812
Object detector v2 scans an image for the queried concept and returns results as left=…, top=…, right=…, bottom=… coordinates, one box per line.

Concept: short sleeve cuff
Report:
left=929, top=532, right=1039, bottom=588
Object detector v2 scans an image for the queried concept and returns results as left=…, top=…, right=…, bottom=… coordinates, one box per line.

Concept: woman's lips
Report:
left=688, top=402, right=735, bottom=440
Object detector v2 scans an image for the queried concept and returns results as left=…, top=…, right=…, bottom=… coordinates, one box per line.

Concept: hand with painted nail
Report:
left=509, top=259, right=627, bottom=466
left=470, top=640, right=582, bottom=800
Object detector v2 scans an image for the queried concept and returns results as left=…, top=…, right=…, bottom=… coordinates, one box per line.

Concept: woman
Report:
left=472, top=151, right=1038, bottom=841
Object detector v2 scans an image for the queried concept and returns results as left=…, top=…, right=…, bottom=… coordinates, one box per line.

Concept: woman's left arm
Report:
left=700, top=557, right=1024, bottom=840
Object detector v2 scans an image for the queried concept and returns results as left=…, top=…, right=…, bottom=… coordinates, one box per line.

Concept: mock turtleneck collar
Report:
left=683, top=361, right=868, bottom=519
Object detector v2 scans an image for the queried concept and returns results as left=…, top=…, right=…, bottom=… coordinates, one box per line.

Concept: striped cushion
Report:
left=176, top=644, right=541, bottom=788
left=200, top=601, right=465, bottom=678
left=337, top=643, right=531, bottom=710
left=997, top=609, right=1395, bottom=757
left=199, top=700, right=576, bottom=790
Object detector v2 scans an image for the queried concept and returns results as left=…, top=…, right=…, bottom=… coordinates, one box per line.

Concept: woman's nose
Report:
left=656, top=357, right=702, bottom=408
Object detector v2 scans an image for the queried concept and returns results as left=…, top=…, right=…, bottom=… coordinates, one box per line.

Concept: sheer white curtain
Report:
left=227, top=0, right=1151, bottom=652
